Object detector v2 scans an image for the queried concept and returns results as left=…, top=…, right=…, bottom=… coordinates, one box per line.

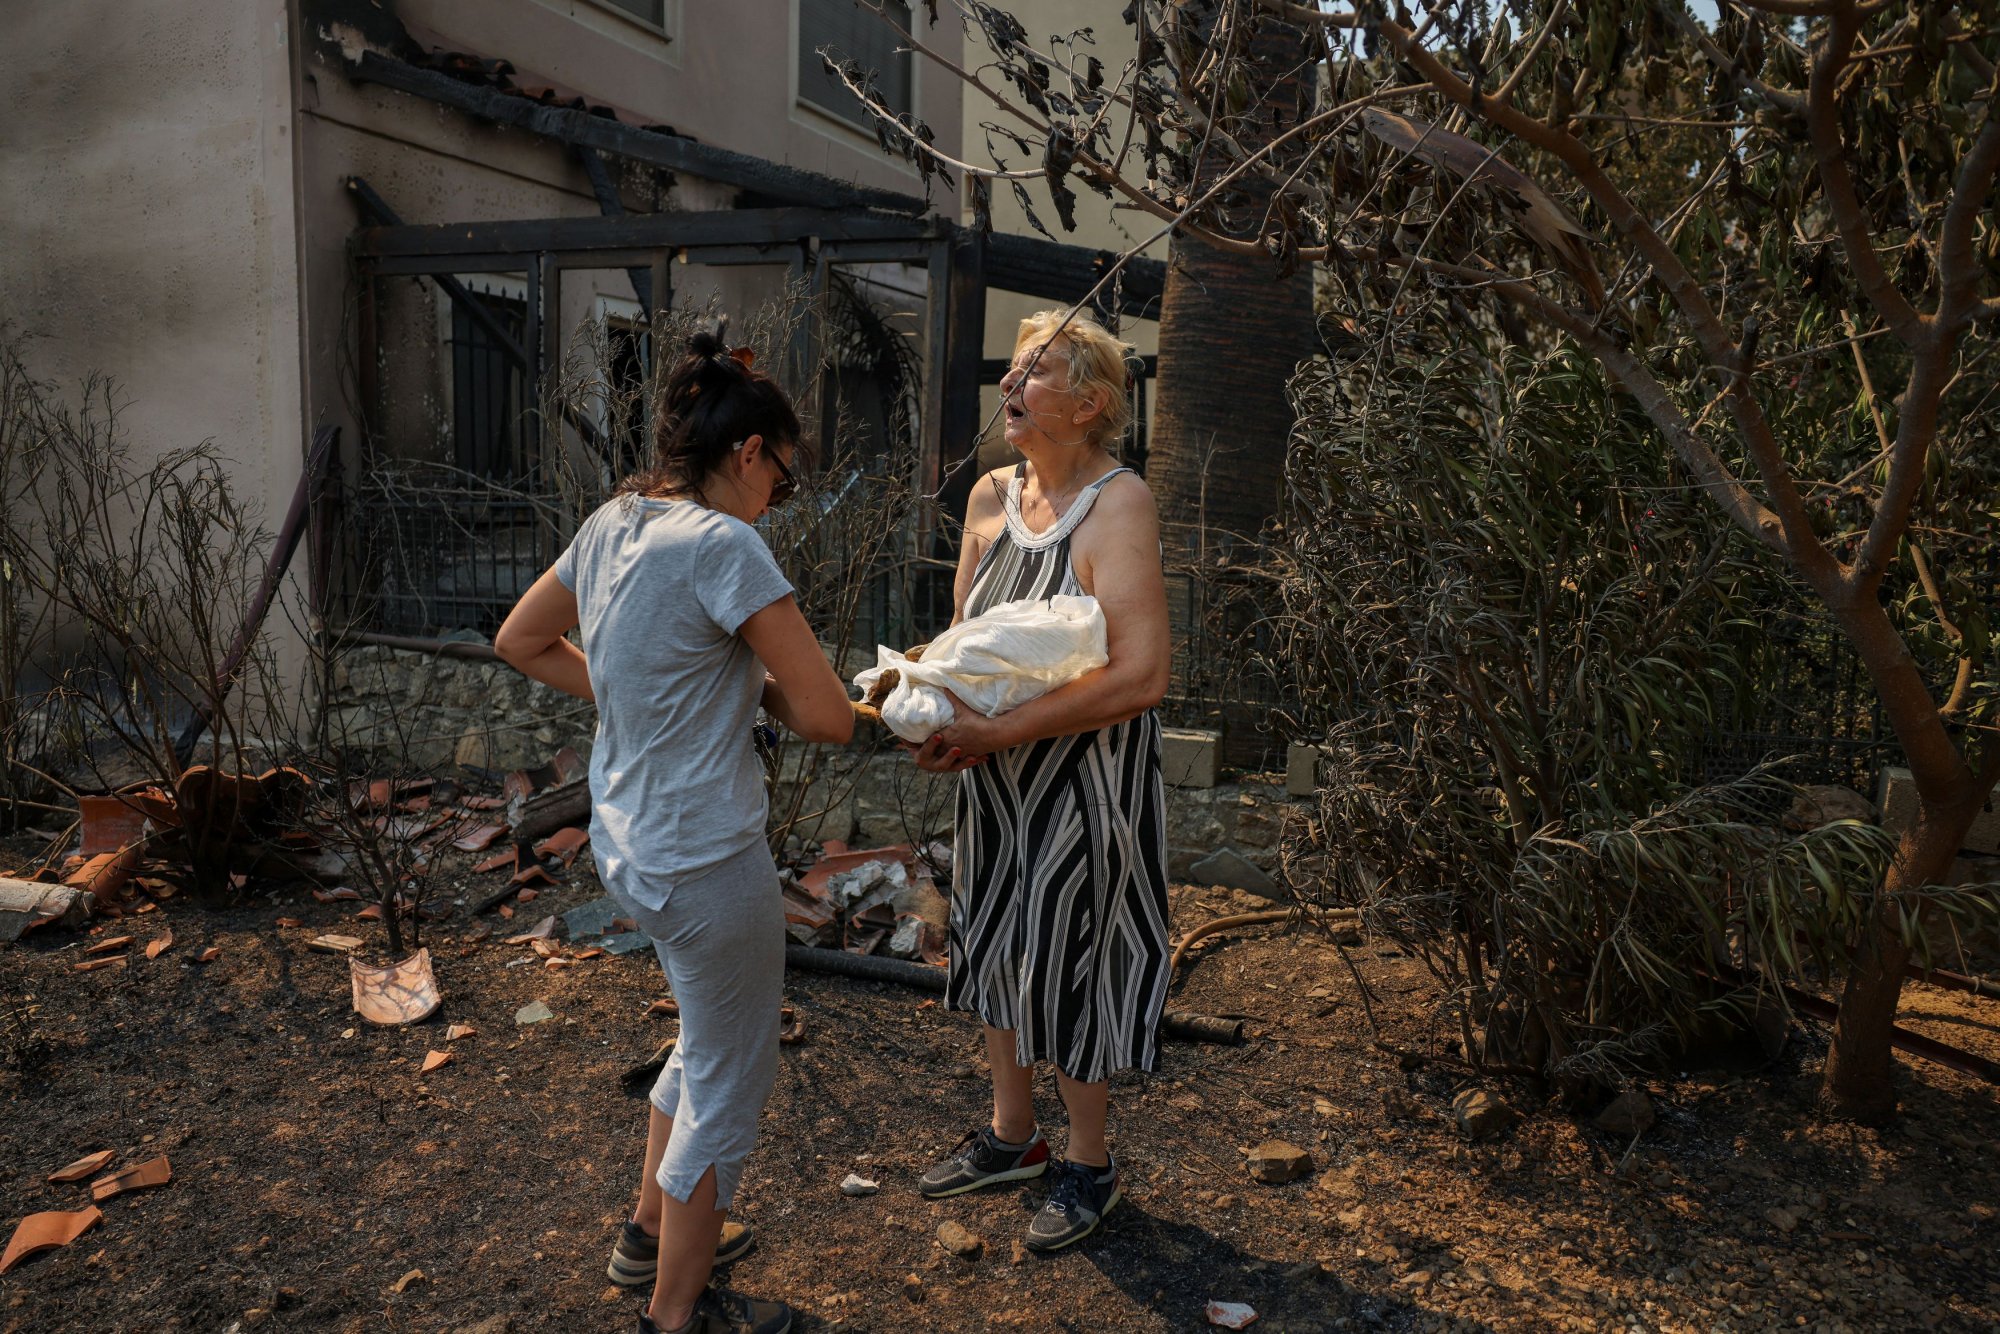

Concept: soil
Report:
left=2, top=838, right=1996, bottom=1333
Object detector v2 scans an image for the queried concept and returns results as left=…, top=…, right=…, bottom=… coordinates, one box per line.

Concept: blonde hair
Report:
left=1013, top=311, right=1134, bottom=448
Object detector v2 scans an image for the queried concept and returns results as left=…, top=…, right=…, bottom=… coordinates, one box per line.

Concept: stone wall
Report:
left=328, top=646, right=1301, bottom=889
left=323, top=646, right=598, bottom=773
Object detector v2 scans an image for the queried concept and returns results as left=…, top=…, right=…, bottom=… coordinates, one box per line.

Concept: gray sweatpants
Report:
left=603, top=839, right=784, bottom=1211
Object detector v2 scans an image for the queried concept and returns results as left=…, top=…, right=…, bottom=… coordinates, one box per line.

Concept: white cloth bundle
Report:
left=853, top=595, right=1110, bottom=743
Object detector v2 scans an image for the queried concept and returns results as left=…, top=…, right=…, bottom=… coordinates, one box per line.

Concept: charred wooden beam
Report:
left=346, top=177, right=533, bottom=371
left=353, top=208, right=944, bottom=261
left=935, top=227, right=987, bottom=526
left=574, top=146, right=653, bottom=313
left=350, top=51, right=926, bottom=216
left=982, top=233, right=1166, bottom=321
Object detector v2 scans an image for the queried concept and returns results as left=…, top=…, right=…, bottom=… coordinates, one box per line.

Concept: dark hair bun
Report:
left=687, top=330, right=726, bottom=360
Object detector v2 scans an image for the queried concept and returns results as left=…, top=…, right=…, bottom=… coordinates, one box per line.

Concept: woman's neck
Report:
left=1019, top=441, right=1112, bottom=497
left=651, top=475, right=760, bottom=524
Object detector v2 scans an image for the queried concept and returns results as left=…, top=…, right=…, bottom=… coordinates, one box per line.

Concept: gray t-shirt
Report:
left=554, top=496, right=793, bottom=907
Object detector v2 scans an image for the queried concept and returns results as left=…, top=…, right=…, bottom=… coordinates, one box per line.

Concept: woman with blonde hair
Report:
left=909, top=310, right=1172, bottom=1252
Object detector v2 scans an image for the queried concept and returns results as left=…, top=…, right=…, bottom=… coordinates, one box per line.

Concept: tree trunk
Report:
left=1820, top=788, right=1979, bottom=1121
left=1147, top=16, right=1319, bottom=552
left=1149, top=244, right=1318, bottom=546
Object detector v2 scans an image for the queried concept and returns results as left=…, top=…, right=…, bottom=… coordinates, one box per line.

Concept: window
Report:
left=798, top=0, right=912, bottom=131
left=449, top=286, right=530, bottom=481
left=592, top=0, right=667, bottom=30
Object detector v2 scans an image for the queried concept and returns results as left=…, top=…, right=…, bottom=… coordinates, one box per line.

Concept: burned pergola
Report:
left=334, top=44, right=1165, bottom=644
left=347, top=199, right=1164, bottom=520
left=342, top=41, right=1165, bottom=514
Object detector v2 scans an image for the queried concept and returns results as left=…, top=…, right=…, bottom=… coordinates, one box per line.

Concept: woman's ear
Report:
left=738, top=433, right=766, bottom=472
left=1072, top=388, right=1109, bottom=428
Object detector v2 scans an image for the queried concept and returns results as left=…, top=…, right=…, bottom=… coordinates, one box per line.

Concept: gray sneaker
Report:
left=638, top=1286, right=793, bottom=1334
left=1024, top=1157, right=1120, bottom=1252
left=608, top=1219, right=755, bottom=1286
left=917, top=1126, right=1051, bottom=1199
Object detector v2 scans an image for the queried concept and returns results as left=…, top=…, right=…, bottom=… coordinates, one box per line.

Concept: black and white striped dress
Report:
left=945, top=466, right=1172, bottom=1083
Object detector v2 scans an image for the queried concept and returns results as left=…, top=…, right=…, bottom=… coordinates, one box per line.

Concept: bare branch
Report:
left=1808, top=8, right=1926, bottom=346
left=1935, top=108, right=2000, bottom=332
left=1252, top=0, right=1360, bottom=27
left=1666, top=4, right=1807, bottom=115
left=1493, top=0, right=1571, bottom=108
left=1847, top=91, right=2000, bottom=591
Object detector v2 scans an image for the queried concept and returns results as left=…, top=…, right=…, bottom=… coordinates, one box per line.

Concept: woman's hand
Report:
left=905, top=689, right=999, bottom=771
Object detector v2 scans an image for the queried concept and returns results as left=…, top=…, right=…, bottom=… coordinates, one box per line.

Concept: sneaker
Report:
left=1024, top=1157, right=1120, bottom=1253
left=638, top=1286, right=793, bottom=1334
left=917, top=1126, right=1051, bottom=1199
left=607, top=1219, right=756, bottom=1286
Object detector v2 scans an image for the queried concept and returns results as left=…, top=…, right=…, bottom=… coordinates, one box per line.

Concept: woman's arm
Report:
left=947, top=468, right=1008, bottom=627
left=739, top=595, right=854, bottom=745
left=906, top=472, right=1008, bottom=773
left=494, top=568, right=594, bottom=701
left=922, top=476, right=1170, bottom=760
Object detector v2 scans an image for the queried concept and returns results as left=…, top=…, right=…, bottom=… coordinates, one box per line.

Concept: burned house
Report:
left=3, top=0, right=1162, bottom=655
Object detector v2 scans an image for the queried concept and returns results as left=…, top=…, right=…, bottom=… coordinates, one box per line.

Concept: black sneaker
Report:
left=608, top=1219, right=755, bottom=1286
left=1024, top=1157, right=1120, bottom=1252
left=916, top=1126, right=1051, bottom=1199
left=638, top=1285, right=793, bottom=1334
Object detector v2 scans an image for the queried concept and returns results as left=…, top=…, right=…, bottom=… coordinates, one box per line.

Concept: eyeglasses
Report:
left=766, top=446, right=798, bottom=507
left=735, top=439, right=798, bottom=507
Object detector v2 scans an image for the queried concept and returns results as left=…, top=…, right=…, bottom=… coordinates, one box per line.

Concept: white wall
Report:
left=2, top=0, right=306, bottom=529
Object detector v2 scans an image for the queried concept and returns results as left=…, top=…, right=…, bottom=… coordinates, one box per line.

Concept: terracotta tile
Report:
left=543, top=957, right=574, bottom=969
left=452, top=823, right=507, bottom=852
left=90, top=1155, right=171, bottom=1202
left=573, top=947, right=605, bottom=960
left=72, top=957, right=128, bottom=974
left=77, top=796, right=148, bottom=856
left=419, top=1049, right=453, bottom=1074
left=46, top=1150, right=116, bottom=1184
left=84, top=936, right=133, bottom=956
left=515, top=888, right=539, bottom=903
left=461, top=795, right=508, bottom=812
left=509, top=863, right=556, bottom=889
left=144, top=931, right=173, bottom=960
left=195, top=946, right=222, bottom=964
left=355, top=903, right=385, bottom=921
left=534, top=826, right=590, bottom=867
left=504, top=915, right=558, bottom=945
left=445, top=1023, right=477, bottom=1042
left=65, top=848, right=139, bottom=899
left=274, top=917, right=302, bottom=928
left=0, top=1206, right=102, bottom=1275
left=472, top=849, right=517, bottom=875
left=309, top=934, right=364, bottom=955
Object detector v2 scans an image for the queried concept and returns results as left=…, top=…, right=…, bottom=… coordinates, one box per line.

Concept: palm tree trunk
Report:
left=1147, top=13, right=1319, bottom=549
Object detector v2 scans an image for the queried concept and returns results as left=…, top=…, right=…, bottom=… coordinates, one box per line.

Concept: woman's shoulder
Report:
left=961, top=465, right=1019, bottom=531
left=1091, top=467, right=1159, bottom=519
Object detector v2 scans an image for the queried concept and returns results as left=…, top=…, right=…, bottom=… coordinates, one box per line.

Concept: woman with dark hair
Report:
left=497, top=333, right=851, bottom=1334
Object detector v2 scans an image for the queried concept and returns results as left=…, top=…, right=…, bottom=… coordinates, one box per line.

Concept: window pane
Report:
left=598, top=0, right=665, bottom=27
left=798, top=0, right=912, bottom=129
